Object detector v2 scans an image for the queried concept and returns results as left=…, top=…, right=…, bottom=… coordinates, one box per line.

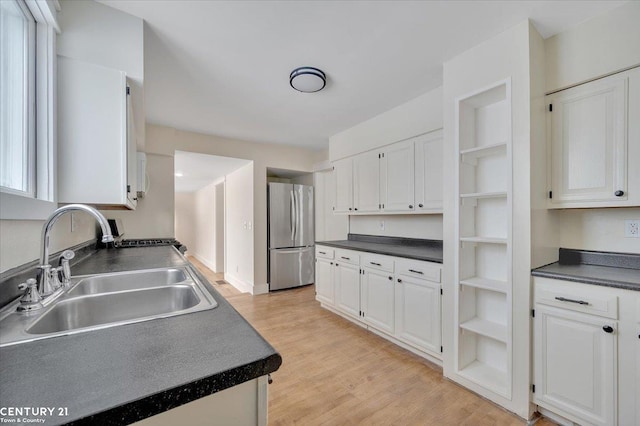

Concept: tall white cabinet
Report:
left=57, top=56, right=137, bottom=209
left=454, top=80, right=512, bottom=398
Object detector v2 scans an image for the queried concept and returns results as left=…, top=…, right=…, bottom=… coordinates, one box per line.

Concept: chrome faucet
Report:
left=33, top=204, right=114, bottom=300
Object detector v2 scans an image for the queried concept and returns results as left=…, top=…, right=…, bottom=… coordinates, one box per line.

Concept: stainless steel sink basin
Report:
left=67, top=268, right=188, bottom=296
left=0, top=266, right=217, bottom=346
left=28, top=286, right=200, bottom=335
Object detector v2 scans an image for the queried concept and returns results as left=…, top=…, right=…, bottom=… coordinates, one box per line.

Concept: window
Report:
left=0, top=0, right=58, bottom=220
left=0, top=0, right=36, bottom=196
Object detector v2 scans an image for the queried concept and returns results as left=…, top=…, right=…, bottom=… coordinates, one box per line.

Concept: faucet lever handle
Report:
left=17, top=279, right=43, bottom=312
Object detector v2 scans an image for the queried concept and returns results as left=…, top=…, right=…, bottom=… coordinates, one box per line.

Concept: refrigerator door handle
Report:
left=290, top=190, right=296, bottom=241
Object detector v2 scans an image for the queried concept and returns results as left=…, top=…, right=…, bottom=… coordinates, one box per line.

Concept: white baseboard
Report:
left=224, top=273, right=253, bottom=294
left=192, top=253, right=217, bottom=273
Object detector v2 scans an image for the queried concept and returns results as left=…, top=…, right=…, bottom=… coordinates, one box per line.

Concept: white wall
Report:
left=442, top=20, right=540, bottom=418
left=329, top=86, right=443, bottom=161
left=174, top=192, right=196, bottom=256
left=57, top=0, right=145, bottom=150
left=325, top=85, right=444, bottom=244
left=543, top=2, right=640, bottom=255
left=0, top=213, right=96, bottom=273
left=193, top=180, right=218, bottom=271
left=545, top=2, right=640, bottom=93
left=215, top=182, right=225, bottom=272
left=103, top=154, right=174, bottom=238
left=225, top=163, right=254, bottom=293
left=557, top=208, right=640, bottom=253
left=0, top=0, right=143, bottom=273
left=144, top=124, right=324, bottom=294
left=349, top=215, right=442, bottom=240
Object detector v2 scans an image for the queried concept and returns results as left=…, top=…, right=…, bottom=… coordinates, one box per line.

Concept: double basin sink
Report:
left=0, top=267, right=218, bottom=347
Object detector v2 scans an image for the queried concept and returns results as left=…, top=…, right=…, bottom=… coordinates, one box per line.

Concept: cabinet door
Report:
left=125, top=83, right=137, bottom=208
left=381, top=140, right=414, bottom=212
left=547, top=71, right=628, bottom=207
left=335, top=263, right=360, bottom=318
left=353, top=151, right=381, bottom=213
left=361, top=268, right=394, bottom=334
left=395, top=275, right=441, bottom=354
left=414, top=131, right=443, bottom=212
left=58, top=57, right=133, bottom=208
left=333, top=158, right=353, bottom=213
left=315, top=258, right=334, bottom=306
left=534, top=306, right=616, bottom=426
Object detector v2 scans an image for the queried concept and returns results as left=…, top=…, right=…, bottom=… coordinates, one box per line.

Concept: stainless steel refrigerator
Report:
left=268, top=183, right=314, bottom=291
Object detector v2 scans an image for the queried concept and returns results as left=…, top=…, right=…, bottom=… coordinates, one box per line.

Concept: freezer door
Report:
left=268, top=183, right=295, bottom=249
left=294, top=184, right=314, bottom=247
left=269, top=247, right=315, bottom=291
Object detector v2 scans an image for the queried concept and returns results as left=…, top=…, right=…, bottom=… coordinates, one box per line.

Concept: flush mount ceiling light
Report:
left=289, top=67, right=326, bottom=93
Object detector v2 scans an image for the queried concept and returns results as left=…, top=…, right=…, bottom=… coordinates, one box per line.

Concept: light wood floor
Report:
left=188, top=256, right=554, bottom=426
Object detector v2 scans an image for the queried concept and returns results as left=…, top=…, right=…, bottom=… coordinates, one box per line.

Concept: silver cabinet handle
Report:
left=370, top=262, right=381, bottom=266
left=408, top=269, right=423, bottom=275
left=555, top=296, right=589, bottom=305
left=341, top=256, right=350, bottom=260
left=319, top=251, right=326, bottom=255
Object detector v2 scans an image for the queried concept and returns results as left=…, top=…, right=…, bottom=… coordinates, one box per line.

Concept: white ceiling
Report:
left=100, top=1, right=627, bottom=150
left=174, top=151, right=251, bottom=193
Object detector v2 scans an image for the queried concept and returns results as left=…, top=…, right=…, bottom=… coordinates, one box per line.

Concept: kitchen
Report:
left=0, top=0, right=639, bottom=425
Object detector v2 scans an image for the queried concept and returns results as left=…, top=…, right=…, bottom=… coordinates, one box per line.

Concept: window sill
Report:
left=0, top=192, right=56, bottom=220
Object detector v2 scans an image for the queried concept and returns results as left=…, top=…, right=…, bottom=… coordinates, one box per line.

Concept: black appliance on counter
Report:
left=100, top=219, right=187, bottom=253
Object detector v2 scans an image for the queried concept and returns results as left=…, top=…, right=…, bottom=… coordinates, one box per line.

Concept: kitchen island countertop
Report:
left=0, top=246, right=281, bottom=425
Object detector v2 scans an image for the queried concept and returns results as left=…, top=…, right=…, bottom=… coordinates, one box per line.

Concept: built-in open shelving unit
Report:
left=454, top=80, right=512, bottom=399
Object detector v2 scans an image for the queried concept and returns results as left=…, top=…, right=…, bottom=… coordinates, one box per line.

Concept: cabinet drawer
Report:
left=534, top=277, right=618, bottom=320
left=361, top=253, right=394, bottom=272
left=396, top=259, right=441, bottom=283
left=316, top=246, right=334, bottom=260
left=334, top=249, right=360, bottom=266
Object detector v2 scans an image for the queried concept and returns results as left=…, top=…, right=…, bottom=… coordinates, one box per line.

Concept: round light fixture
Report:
left=289, top=67, right=326, bottom=93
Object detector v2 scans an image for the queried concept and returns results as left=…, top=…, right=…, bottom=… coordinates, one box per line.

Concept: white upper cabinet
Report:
left=381, top=139, right=415, bottom=212
left=414, top=130, right=443, bottom=212
left=333, top=157, right=353, bottom=213
left=330, top=129, right=444, bottom=216
left=547, top=67, right=640, bottom=208
left=353, top=151, right=381, bottom=213
left=58, top=56, right=137, bottom=209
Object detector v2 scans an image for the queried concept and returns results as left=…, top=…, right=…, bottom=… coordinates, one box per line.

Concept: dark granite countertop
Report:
left=531, top=248, right=640, bottom=291
left=0, top=246, right=282, bottom=425
left=317, top=234, right=443, bottom=264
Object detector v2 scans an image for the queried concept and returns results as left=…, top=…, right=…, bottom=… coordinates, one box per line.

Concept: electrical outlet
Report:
left=243, top=221, right=247, bottom=230
left=379, top=220, right=385, bottom=231
left=625, top=220, right=640, bottom=238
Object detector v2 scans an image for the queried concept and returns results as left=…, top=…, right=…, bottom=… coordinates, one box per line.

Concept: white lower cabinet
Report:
left=534, top=306, right=616, bottom=426
left=335, top=262, right=361, bottom=319
left=315, top=257, right=335, bottom=305
left=533, top=276, right=639, bottom=426
left=395, top=274, right=441, bottom=355
left=315, top=245, right=443, bottom=361
left=361, top=268, right=395, bottom=334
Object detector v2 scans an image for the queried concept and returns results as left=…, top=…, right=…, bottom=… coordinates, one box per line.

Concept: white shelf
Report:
left=458, top=360, right=508, bottom=397
left=460, top=142, right=507, bottom=163
left=460, top=191, right=507, bottom=200
left=460, top=318, right=508, bottom=343
left=460, top=236, right=507, bottom=245
left=460, top=277, right=508, bottom=294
